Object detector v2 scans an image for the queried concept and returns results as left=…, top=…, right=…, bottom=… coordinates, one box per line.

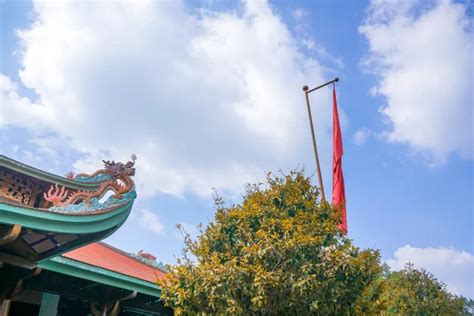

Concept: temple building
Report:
left=0, top=155, right=172, bottom=316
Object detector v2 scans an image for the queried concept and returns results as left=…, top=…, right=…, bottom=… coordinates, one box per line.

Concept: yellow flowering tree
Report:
left=383, top=263, right=471, bottom=315
left=158, top=171, right=385, bottom=315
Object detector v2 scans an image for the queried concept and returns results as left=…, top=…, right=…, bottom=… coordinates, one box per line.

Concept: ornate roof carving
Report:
left=44, top=155, right=137, bottom=213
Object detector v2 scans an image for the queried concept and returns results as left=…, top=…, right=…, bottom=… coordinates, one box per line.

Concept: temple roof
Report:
left=38, top=242, right=166, bottom=297
left=0, top=155, right=102, bottom=191
left=62, top=242, right=166, bottom=283
left=0, top=155, right=137, bottom=262
left=1, top=155, right=170, bottom=311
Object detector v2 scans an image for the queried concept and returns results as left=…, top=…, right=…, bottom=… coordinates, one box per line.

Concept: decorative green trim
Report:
left=38, top=256, right=162, bottom=297
left=0, top=155, right=100, bottom=190
left=0, top=201, right=133, bottom=234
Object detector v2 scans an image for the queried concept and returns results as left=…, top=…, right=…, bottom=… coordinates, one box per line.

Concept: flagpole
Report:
left=302, top=77, right=339, bottom=202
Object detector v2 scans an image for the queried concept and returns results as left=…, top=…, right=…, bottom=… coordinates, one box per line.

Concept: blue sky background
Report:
left=1, top=0, right=472, bottom=298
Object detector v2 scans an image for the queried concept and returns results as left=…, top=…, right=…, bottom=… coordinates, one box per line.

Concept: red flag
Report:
left=332, top=84, right=347, bottom=234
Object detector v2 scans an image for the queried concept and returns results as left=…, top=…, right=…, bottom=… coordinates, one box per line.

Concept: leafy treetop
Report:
left=158, top=171, right=384, bottom=315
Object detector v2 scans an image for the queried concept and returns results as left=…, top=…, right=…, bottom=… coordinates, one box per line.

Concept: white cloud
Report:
left=360, top=0, right=473, bottom=163
left=353, top=127, right=373, bottom=145
left=0, top=75, right=55, bottom=130
left=292, top=8, right=309, bottom=20
left=137, top=209, right=165, bottom=235
left=387, top=245, right=474, bottom=298
left=1, top=0, right=337, bottom=198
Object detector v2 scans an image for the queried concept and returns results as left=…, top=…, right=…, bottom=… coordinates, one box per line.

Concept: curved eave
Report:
left=0, top=155, right=101, bottom=190
left=38, top=256, right=162, bottom=297
left=0, top=201, right=133, bottom=234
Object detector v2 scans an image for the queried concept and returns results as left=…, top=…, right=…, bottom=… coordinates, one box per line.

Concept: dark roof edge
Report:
left=0, top=155, right=100, bottom=190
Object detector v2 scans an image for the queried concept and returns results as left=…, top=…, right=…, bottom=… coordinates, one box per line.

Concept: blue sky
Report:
left=1, top=0, right=472, bottom=297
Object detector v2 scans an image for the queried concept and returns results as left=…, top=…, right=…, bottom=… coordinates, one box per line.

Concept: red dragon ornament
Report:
left=44, top=155, right=137, bottom=207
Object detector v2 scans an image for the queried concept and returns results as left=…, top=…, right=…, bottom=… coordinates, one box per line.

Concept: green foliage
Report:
left=382, top=263, right=472, bottom=315
left=158, top=171, right=472, bottom=315
left=158, top=171, right=385, bottom=315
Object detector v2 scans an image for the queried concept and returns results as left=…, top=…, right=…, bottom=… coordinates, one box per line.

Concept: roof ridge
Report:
left=0, top=155, right=101, bottom=190
left=97, top=242, right=167, bottom=273
left=0, top=154, right=72, bottom=182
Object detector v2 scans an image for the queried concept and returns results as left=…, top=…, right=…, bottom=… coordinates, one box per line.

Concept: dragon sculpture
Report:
left=44, top=155, right=137, bottom=208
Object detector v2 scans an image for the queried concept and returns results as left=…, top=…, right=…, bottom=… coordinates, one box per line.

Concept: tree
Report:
left=158, top=171, right=385, bottom=315
left=383, top=263, right=470, bottom=315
